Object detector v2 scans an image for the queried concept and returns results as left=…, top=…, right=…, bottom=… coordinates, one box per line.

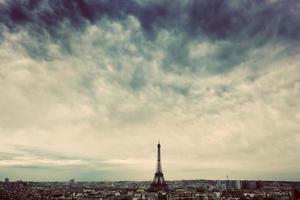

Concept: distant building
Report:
left=4, top=178, right=9, bottom=183
left=256, top=181, right=263, bottom=190
left=241, top=181, right=249, bottom=189
left=235, top=180, right=241, bottom=190
left=241, top=181, right=256, bottom=190
left=225, top=179, right=240, bottom=190
left=69, top=179, right=75, bottom=187
left=216, top=180, right=221, bottom=190
left=221, top=183, right=227, bottom=191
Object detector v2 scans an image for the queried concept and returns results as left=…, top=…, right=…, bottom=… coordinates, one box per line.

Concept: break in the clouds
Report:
left=0, top=0, right=299, bottom=181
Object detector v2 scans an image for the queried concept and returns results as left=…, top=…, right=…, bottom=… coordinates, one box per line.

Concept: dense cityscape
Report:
left=1, top=178, right=300, bottom=200
left=1, top=143, right=299, bottom=200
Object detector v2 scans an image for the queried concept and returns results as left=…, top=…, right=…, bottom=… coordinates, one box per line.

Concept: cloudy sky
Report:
left=0, top=0, right=299, bottom=182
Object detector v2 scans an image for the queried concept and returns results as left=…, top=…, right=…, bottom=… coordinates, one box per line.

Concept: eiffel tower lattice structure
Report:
left=148, top=141, right=169, bottom=192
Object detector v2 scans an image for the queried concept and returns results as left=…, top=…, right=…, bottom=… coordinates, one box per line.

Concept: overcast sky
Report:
left=0, top=0, right=299, bottom=182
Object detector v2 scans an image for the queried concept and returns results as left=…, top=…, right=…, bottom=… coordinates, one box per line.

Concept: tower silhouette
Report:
left=148, top=141, right=169, bottom=192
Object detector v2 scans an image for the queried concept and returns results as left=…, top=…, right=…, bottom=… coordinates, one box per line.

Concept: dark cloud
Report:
left=0, top=0, right=299, bottom=74
left=0, top=0, right=299, bottom=39
left=0, top=0, right=163, bottom=33
left=188, top=0, right=300, bottom=40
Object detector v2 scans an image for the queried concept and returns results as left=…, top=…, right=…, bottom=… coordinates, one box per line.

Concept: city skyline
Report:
left=0, top=0, right=300, bottom=182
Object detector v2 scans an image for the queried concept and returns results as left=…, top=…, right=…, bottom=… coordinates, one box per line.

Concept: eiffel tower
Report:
left=148, top=141, right=169, bottom=192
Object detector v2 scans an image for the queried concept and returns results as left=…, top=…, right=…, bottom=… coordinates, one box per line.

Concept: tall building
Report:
left=235, top=180, right=241, bottom=190
left=148, top=141, right=169, bottom=192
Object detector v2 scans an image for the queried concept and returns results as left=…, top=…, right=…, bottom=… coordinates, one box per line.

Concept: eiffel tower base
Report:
left=148, top=183, right=169, bottom=193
